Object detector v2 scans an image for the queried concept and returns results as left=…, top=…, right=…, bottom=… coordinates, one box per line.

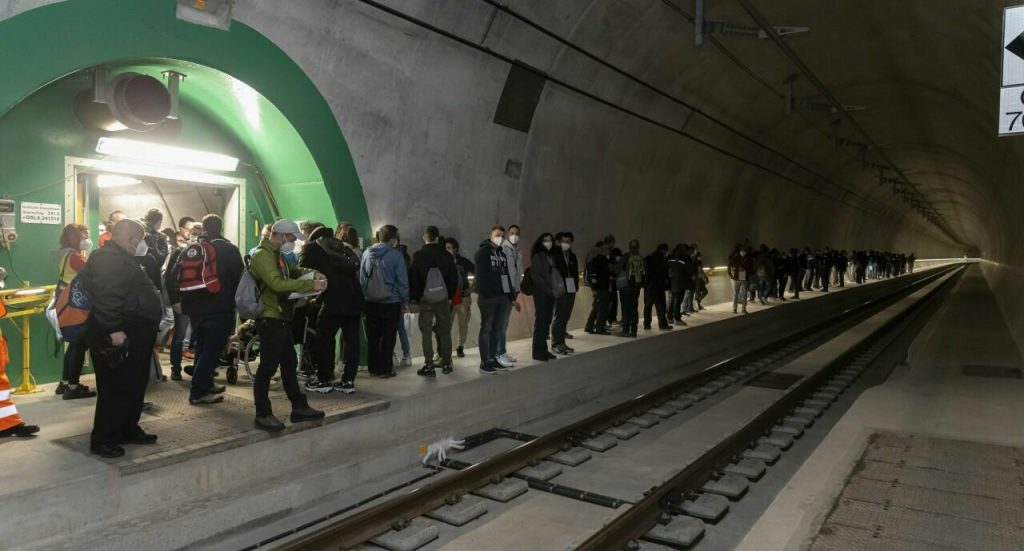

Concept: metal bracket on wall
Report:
left=695, top=0, right=807, bottom=46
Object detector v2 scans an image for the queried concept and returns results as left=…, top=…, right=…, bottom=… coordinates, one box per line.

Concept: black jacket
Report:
left=453, top=254, right=475, bottom=297
left=586, top=254, right=611, bottom=292
left=82, top=241, right=163, bottom=341
left=669, top=255, right=695, bottom=293
left=645, top=252, right=670, bottom=291
left=139, top=223, right=169, bottom=291
left=474, top=242, right=512, bottom=299
left=409, top=242, right=458, bottom=301
left=530, top=250, right=559, bottom=298
left=166, top=236, right=244, bottom=317
left=552, top=248, right=579, bottom=294
left=299, top=237, right=363, bottom=316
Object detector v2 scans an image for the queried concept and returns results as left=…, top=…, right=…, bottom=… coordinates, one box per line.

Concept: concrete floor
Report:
left=735, top=264, right=1024, bottom=551
left=0, top=264, right=952, bottom=551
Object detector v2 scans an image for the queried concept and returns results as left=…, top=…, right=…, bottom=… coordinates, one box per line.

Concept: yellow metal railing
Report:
left=0, top=283, right=56, bottom=395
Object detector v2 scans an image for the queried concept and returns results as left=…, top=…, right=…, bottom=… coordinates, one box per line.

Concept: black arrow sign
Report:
left=1008, top=31, right=1024, bottom=61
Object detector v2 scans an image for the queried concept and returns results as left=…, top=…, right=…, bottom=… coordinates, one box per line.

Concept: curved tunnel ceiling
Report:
left=527, top=0, right=1020, bottom=255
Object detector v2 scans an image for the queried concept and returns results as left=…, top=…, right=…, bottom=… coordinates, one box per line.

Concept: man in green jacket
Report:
left=250, top=219, right=328, bottom=432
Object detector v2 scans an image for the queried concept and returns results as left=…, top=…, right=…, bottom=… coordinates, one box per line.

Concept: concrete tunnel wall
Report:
left=3, top=1, right=1021, bottom=356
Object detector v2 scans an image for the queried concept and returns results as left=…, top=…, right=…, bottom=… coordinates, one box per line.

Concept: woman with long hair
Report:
left=54, top=223, right=96, bottom=399
left=528, top=232, right=561, bottom=362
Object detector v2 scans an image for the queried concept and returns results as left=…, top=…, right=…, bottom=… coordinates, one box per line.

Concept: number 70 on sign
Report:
left=1000, top=85, right=1024, bottom=135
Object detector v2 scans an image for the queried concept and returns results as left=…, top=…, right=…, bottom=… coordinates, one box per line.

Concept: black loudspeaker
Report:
left=493, top=63, right=547, bottom=133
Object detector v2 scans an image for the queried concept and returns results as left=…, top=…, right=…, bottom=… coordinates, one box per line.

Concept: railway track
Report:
left=274, top=264, right=964, bottom=551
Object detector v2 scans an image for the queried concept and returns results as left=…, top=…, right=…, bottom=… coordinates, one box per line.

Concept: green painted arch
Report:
left=0, top=0, right=369, bottom=233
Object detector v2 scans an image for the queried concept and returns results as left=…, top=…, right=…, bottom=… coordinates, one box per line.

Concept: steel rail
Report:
left=281, top=264, right=960, bottom=550
left=574, top=265, right=965, bottom=550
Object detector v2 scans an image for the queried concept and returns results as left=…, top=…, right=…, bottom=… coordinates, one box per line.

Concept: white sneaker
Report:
left=401, top=355, right=413, bottom=367
left=500, top=353, right=518, bottom=363
left=496, top=355, right=514, bottom=368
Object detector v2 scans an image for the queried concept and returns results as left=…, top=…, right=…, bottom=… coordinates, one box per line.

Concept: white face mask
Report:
left=542, top=240, right=553, bottom=250
left=280, top=241, right=296, bottom=254
left=491, top=236, right=503, bottom=247
left=79, top=238, right=93, bottom=252
left=134, top=238, right=149, bottom=257
left=508, top=234, right=520, bottom=245
left=560, top=242, right=570, bottom=251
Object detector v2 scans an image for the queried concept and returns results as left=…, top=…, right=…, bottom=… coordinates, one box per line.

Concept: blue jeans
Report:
left=478, top=295, right=511, bottom=364
left=619, top=290, right=639, bottom=330
left=170, top=311, right=189, bottom=373
left=188, top=311, right=235, bottom=400
left=496, top=296, right=514, bottom=357
left=397, top=309, right=411, bottom=357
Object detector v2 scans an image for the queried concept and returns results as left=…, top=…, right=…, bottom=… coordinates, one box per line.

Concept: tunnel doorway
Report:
left=66, top=157, right=247, bottom=248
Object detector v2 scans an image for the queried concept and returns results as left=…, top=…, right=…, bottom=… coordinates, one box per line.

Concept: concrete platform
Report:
left=735, top=264, right=1024, bottom=551
left=0, top=265, right=952, bottom=550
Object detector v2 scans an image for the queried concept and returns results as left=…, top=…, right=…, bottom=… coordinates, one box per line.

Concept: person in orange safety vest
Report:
left=0, top=275, right=41, bottom=438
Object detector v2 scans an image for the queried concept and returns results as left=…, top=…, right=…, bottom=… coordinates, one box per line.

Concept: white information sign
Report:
left=1002, top=6, right=1024, bottom=135
left=20, top=202, right=62, bottom=225
left=1004, top=6, right=1024, bottom=86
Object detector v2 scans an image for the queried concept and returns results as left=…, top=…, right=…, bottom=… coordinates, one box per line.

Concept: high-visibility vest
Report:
left=0, top=325, right=24, bottom=432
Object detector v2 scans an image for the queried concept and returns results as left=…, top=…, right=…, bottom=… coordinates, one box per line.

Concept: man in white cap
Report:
left=249, top=219, right=327, bottom=432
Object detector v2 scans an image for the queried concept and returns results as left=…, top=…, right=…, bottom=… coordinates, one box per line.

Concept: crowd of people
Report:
left=39, top=209, right=917, bottom=456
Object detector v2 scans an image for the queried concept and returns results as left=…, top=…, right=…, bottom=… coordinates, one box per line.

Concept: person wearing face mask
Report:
left=528, top=232, right=562, bottom=362
left=53, top=223, right=97, bottom=400
left=550, top=232, right=579, bottom=355
left=497, top=224, right=523, bottom=368
left=80, top=219, right=164, bottom=457
left=728, top=245, right=754, bottom=314
left=360, top=225, right=410, bottom=379
left=249, top=219, right=327, bottom=432
left=445, top=238, right=475, bottom=359
left=475, top=226, right=513, bottom=374
left=643, top=243, right=673, bottom=331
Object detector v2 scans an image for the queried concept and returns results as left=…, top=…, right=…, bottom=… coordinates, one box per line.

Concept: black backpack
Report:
left=520, top=267, right=534, bottom=296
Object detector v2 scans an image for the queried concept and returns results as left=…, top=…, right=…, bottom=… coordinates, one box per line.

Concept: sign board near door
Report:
left=20, top=202, right=62, bottom=225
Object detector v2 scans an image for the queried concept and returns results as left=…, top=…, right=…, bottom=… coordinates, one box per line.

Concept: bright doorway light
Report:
left=96, top=174, right=142, bottom=188
left=96, top=137, right=239, bottom=172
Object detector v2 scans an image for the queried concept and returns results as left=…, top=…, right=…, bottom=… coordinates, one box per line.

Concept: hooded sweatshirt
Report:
left=359, top=243, right=409, bottom=304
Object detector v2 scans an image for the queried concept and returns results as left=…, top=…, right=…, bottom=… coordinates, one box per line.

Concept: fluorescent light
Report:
left=83, top=159, right=241, bottom=186
left=96, top=174, right=141, bottom=188
left=96, top=137, right=239, bottom=172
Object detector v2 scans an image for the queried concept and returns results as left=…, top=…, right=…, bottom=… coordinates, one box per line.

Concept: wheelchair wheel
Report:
left=242, top=336, right=260, bottom=381
left=226, top=366, right=238, bottom=385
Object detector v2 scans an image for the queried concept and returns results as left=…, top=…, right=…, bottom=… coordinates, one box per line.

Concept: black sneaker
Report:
left=170, top=370, right=183, bottom=381
left=0, top=423, right=40, bottom=438
left=456, top=346, right=465, bottom=358
left=55, top=381, right=68, bottom=395
left=441, top=364, right=453, bottom=375
left=63, top=385, right=97, bottom=400
left=479, top=363, right=498, bottom=375
left=183, top=365, right=195, bottom=377
left=552, top=344, right=571, bottom=355
left=544, top=352, right=558, bottom=360
left=90, top=443, right=125, bottom=458
left=304, top=378, right=334, bottom=394
left=189, top=393, right=224, bottom=405
left=291, top=406, right=325, bottom=423
left=122, top=429, right=158, bottom=445
left=333, top=380, right=356, bottom=394
left=417, top=364, right=437, bottom=378
left=255, top=414, right=286, bottom=432
left=563, top=344, right=575, bottom=353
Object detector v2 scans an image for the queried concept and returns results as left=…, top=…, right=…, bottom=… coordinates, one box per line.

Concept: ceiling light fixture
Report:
left=96, top=137, right=239, bottom=172
left=96, top=174, right=142, bottom=188
left=83, top=159, right=241, bottom=187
